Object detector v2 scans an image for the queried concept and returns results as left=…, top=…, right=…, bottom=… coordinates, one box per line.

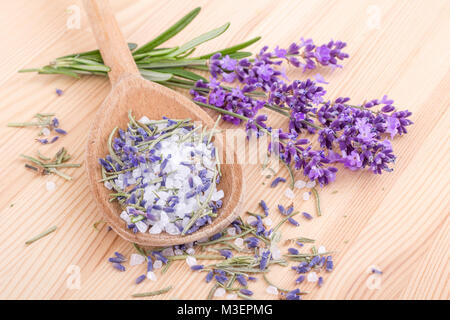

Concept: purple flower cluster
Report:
left=316, top=96, right=413, bottom=173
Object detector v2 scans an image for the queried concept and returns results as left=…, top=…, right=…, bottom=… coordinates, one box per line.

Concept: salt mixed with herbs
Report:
left=99, top=111, right=223, bottom=236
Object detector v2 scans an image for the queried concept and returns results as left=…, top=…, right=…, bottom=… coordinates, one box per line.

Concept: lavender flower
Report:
left=239, top=289, right=253, bottom=296
left=112, top=263, right=125, bottom=272
left=135, top=274, right=146, bottom=284
left=302, top=212, right=313, bottom=220
left=270, top=177, right=286, bottom=188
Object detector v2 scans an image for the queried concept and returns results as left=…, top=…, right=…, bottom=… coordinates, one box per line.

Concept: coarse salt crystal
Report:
left=294, top=180, right=306, bottom=189
left=271, top=246, right=281, bottom=260
left=227, top=227, right=236, bottom=236
left=138, top=116, right=151, bottom=124
left=174, top=249, right=184, bottom=256
left=120, top=211, right=131, bottom=224
left=302, top=192, right=310, bottom=201
left=246, top=216, right=257, bottom=225
left=318, top=245, right=326, bottom=254
left=41, top=128, right=51, bottom=136
left=186, top=256, right=197, bottom=267
left=135, top=221, right=148, bottom=233
left=153, top=260, right=163, bottom=269
left=149, top=224, right=162, bottom=234
left=147, top=271, right=157, bottom=281
left=306, top=180, right=316, bottom=188
left=284, top=188, right=295, bottom=199
left=46, top=181, right=56, bottom=192
left=214, top=287, right=226, bottom=298
left=266, top=285, right=278, bottom=295
left=104, top=181, right=113, bottom=190
left=161, top=247, right=174, bottom=257
left=307, top=272, right=318, bottom=282
left=130, top=253, right=145, bottom=266
left=264, top=218, right=273, bottom=227
left=234, top=238, right=244, bottom=248
left=186, top=248, right=195, bottom=255
left=226, top=293, right=237, bottom=300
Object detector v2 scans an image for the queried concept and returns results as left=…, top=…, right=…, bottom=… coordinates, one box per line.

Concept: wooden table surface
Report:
left=0, top=0, right=448, bottom=300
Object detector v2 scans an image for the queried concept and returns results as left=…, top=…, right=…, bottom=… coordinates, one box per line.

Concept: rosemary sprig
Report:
left=132, top=286, right=173, bottom=298
left=25, top=226, right=57, bottom=245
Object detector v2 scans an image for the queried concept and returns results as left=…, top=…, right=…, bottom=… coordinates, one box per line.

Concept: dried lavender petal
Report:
left=270, top=177, right=286, bottom=188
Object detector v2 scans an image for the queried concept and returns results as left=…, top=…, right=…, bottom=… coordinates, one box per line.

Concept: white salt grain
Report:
left=226, top=293, right=237, bottom=300
left=284, top=188, right=295, bottom=199
left=246, top=216, right=257, bottom=225
left=214, top=287, right=226, bottom=298
left=306, top=180, right=316, bottom=188
left=264, top=218, right=273, bottom=227
left=186, top=256, right=197, bottom=267
left=46, top=181, right=56, bottom=192
left=234, top=238, right=244, bottom=248
left=307, top=271, right=318, bottom=282
left=302, top=192, right=310, bottom=201
left=153, top=260, right=163, bottom=269
left=186, top=248, right=195, bottom=255
left=294, top=180, right=306, bottom=189
left=104, top=181, right=113, bottom=190
left=146, top=271, right=157, bottom=281
left=174, top=249, right=184, bottom=256
left=135, top=221, right=148, bottom=233
left=266, top=285, right=278, bottom=295
left=227, top=227, right=236, bottom=236
left=318, top=245, right=326, bottom=254
left=161, top=247, right=174, bottom=257
left=138, top=116, right=151, bottom=124
left=271, top=246, right=281, bottom=260
left=42, top=128, right=51, bottom=136
left=130, top=253, right=145, bottom=266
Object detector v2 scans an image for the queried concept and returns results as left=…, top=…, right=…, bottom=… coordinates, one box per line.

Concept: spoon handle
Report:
left=83, top=0, right=139, bottom=85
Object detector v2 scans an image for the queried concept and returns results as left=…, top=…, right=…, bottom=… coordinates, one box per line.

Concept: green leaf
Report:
left=197, top=36, right=261, bottom=59
left=228, top=51, right=252, bottom=59
left=133, top=47, right=179, bottom=60
left=69, top=64, right=111, bottom=72
left=58, top=43, right=137, bottom=59
left=139, top=69, right=173, bottom=82
left=138, top=59, right=206, bottom=69
left=156, top=68, right=206, bottom=82
left=167, top=23, right=230, bottom=57
left=39, top=66, right=80, bottom=78
left=134, top=7, right=201, bottom=55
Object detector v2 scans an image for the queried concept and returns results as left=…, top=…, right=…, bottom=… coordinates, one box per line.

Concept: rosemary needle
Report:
left=132, top=285, right=173, bottom=298
left=25, top=226, right=57, bottom=245
left=311, top=187, right=322, bottom=216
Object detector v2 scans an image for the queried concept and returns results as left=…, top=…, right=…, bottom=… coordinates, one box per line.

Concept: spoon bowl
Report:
left=84, top=0, right=243, bottom=246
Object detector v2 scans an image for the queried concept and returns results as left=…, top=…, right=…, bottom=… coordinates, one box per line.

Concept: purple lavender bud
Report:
left=371, top=268, right=383, bottom=275
left=135, top=274, right=146, bottom=284
left=114, top=252, right=126, bottom=260
left=236, top=275, right=247, bottom=286
left=219, top=250, right=233, bottom=259
left=286, top=205, right=294, bottom=215
left=112, top=263, right=125, bottom=272
left=50, top=136, right=59, bottom=143
left=55, top=88, right=63, bottom=96
left=318, top=276, right=324, bottom=287
left=52, top=117, right=59, bottom=127
left=259, top=200, right=269, bottom=216
left=215, top=274, right=228, bottom=284
left=210, top=233, right=222, bottom=241
left=37, top=138, right=48, bottom=144
left=239, top=289, right=253, bottom=296
left=108, top=257, right=125, bottom=263
left=286, top=288, right=301, bottom=300
left=296, top=275, right=305, bottom=284
left=270, top=177, right=286, bottom=188
left=277, top=204, right=286, bottom=215
left=288, top=217, right=299, bottom=226
left=302, top=212, right=313, bottom=220
left=205, top=271, right=214, bottom=283
left=288, top=248, right=299, bottom=255
left=54, top=128, right=67, bottom=135
left=191, top=265, right=204, bottom=271
left=248, top=276, right=257, bottom=281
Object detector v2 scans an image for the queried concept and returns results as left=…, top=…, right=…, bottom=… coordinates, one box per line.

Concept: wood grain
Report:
left=0, top=0, right=448, bottom=299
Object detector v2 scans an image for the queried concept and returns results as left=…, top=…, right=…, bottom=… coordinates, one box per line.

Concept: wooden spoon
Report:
left=84, top=0, right=243, bottom=246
